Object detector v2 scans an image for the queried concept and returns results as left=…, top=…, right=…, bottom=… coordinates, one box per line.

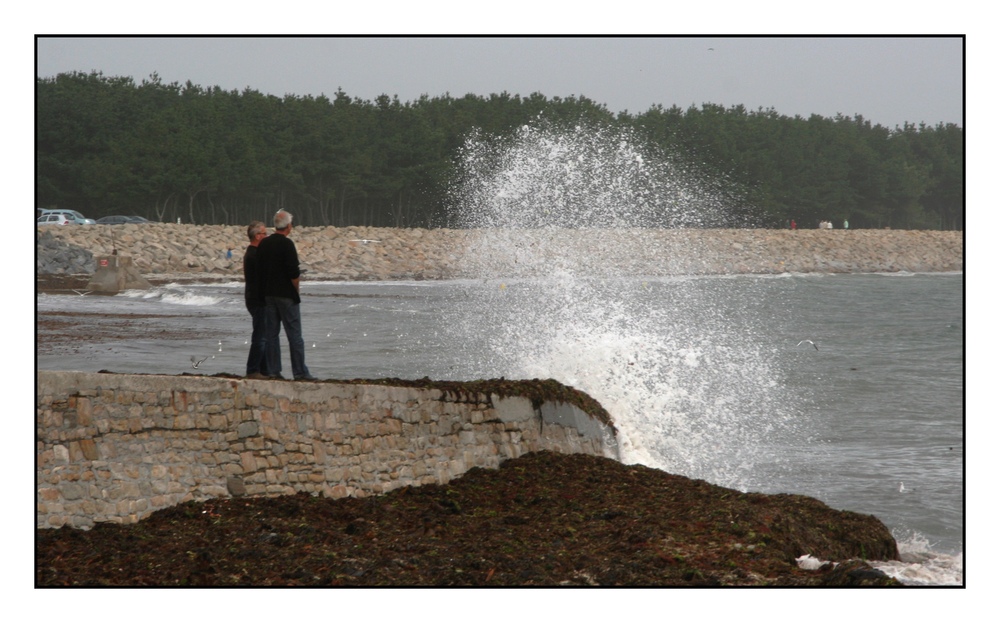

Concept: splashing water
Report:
left=443, top=122, right=798, bottom=491
left=871, top=533, right=964, bottom=586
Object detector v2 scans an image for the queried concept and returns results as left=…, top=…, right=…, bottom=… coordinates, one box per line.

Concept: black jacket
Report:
left=256, top=233, right=301, bottom=304
left=242, top=244, right=265, bottom=310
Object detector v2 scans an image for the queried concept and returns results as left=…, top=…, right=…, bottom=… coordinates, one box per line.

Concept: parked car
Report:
left=37, top=213, right=74, bottom=226
left=96, top=215, right=153, bottom=224
left=37, top=209, right=95, bottom=225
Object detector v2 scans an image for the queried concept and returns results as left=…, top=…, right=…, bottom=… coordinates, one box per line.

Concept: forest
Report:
left=36, top=71, right=963, bottom=230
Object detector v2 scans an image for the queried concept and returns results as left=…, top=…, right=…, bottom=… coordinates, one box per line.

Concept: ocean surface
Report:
left=36, top=271, right=964, bottom=585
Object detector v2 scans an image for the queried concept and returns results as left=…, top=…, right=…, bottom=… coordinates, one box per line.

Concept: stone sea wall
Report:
left=36, top=224, right=963, bottom=279
left=36, top=371, right=618, bottom=529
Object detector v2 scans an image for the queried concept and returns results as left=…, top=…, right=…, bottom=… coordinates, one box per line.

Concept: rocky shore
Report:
left=36, top=224, right=963, bottom=280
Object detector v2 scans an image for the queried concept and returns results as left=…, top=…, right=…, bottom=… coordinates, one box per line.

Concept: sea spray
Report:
left=443, top=121, right=800, bottom=490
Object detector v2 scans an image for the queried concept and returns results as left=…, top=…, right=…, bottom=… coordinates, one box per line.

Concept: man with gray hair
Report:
left=256, top=209, right=317, bottom=381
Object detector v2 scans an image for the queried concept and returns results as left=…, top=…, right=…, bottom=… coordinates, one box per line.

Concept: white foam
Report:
left=118, top=286, right=225, bottom=307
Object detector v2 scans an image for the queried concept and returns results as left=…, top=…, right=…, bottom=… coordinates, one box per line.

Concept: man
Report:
left=257, top=210, right=317, bottom=381
left=242, top=221, right=269, bottom=379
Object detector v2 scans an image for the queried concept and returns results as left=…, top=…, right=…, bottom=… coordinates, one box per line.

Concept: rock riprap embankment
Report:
left=36, top=224, right=963, bottom=279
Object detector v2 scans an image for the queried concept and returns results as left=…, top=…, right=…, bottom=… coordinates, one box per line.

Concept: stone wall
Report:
left=36, top=224, right=963, bottom=279
left=36, top=371, right=619, bottom=529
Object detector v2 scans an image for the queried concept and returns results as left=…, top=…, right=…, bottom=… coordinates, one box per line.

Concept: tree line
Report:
left=36, top=71, right=963, bottom=230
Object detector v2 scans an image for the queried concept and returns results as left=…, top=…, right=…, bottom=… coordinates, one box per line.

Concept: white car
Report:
left=37, top=213, right=75, bottom=226
left=37, top=209, right=95, bottom=225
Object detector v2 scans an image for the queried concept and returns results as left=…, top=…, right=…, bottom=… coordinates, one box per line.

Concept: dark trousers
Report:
left=264, top=296, right=311, bottom=379
left=245, top=305, right=269, bottom=375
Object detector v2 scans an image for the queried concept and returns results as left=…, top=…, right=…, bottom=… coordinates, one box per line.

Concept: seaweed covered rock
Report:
left=814, top=560, right=899, bottom=587
left=36, top=451, right=901, bottom=586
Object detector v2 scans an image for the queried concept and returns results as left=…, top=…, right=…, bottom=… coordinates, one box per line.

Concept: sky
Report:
left=35, top=36, right=963, bottom=130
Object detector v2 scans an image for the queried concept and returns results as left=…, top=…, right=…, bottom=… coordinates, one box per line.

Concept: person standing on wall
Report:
left=257, top=210, right=317, bottom=381
left=242, top=221, right=270, bottom=379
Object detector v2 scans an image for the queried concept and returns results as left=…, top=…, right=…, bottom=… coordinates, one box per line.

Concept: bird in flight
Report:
left=796, top=340, right=819, bottom=350
left=191, top=355, right=209, bottom=369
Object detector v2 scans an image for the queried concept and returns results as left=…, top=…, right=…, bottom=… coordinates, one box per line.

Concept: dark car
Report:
left=96, top=215, right=152, bottom=224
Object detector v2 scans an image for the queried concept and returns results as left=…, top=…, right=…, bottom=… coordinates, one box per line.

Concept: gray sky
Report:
left=36, top=36, right=963, bottom=129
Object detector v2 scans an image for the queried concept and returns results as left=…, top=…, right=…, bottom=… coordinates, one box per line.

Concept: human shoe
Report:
left=294, top=374, right=319, bottom=381
left=245, top=372, right=268, bottom=380
left=267, top=373, right=285, bottom=380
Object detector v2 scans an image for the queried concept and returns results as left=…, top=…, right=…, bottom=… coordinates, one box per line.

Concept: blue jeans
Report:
left=245, top=305, right=269, bottom=376
left=264, top=296, right=311, bottom=378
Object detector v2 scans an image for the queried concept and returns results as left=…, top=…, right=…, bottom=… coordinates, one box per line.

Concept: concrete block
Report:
left=87, top=255, right=152, bottom=293
left=539, top=401, right=605, bottom=440
left=492, top=395, right=534, bottom=422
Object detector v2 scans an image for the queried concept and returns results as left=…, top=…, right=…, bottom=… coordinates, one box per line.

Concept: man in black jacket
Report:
left=256, top=210, right=317, bottom=381
left=242, top=220, right=270, bottom=379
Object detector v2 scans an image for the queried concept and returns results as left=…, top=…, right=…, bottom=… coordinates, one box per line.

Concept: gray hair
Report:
left=274, top=210, right=293, bottom=230
left=246, top=220, right=266, bottom=241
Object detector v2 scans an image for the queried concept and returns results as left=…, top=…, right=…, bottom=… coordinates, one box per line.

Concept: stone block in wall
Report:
left=237, top=421, right=259, bottom=438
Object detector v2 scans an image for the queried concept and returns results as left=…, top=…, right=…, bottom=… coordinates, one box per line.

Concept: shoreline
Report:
left=37, top=225, right=964, bottom=283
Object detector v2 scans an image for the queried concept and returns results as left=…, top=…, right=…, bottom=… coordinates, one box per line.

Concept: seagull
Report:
left=797, top=340, right=819, bottom=351
left=70, top=289, right=91, bottom=296
left=899, top=482, right=905, bottom=493
left=191, top=355, right=208, bottom=369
